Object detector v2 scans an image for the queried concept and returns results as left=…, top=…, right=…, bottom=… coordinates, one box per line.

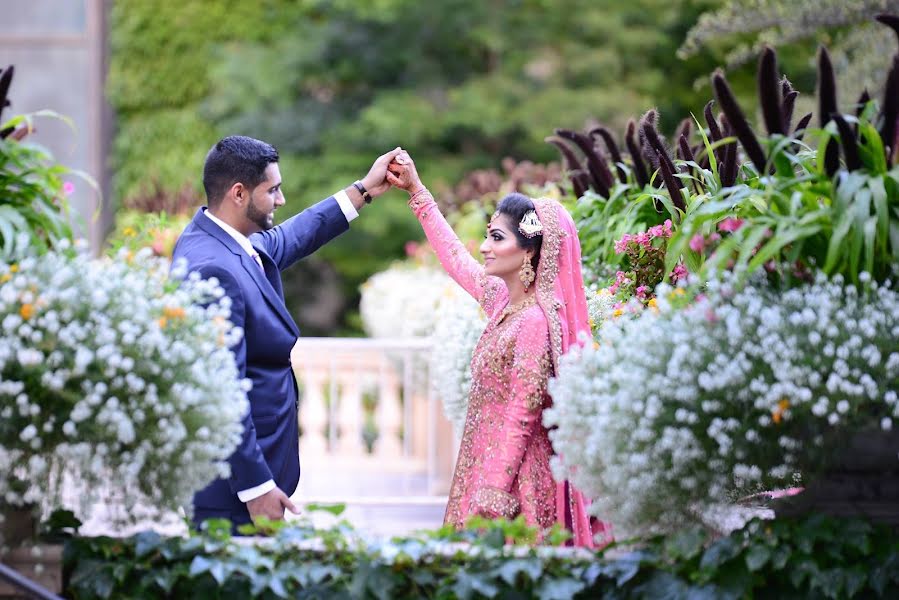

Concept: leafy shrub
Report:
left=61, top=513, right=899, bottom=599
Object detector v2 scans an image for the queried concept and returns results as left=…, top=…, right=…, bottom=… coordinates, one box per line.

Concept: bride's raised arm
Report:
left=388, top=154, right=501, bottom=311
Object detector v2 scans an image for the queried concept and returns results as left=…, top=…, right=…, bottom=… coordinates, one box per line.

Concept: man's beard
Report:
left=246, top=199, right=274, bottom=231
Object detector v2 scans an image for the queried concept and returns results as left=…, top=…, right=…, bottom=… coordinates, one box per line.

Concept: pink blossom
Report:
left=634, top=232, right=651, bottom=248
left=404, top=241, right=419, bottom=257
left=635, top=285, right=648, bottom=299
left=717, top=217, right=744, bottom=233
left=614, top=234, right=631, bottom=254
left=648, top=219, right=673, bottom=239
left=709, top=232, right=721, bottom=243
left=662, top=219, right=673, bottom=237
left=62, top=181, right=75, bottom=196
left=671, top=264, right=688, bottom=282
left=689, top=234, right=705, bottom=253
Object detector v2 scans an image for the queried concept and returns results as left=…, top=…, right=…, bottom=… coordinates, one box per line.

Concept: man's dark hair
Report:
left=496, top=192, right=542, bottom=270
left=203, top=136, right=279, bottom=207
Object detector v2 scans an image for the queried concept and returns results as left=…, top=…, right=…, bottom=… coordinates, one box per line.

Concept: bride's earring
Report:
left=519, top=255, right=535, bottom=291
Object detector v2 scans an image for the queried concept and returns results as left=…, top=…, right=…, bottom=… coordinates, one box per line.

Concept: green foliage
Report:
left=108, top=0, right=732, bottom=333
left=0, top=111, right=79, bottom=259
left=666, top=119, right=899, bottom=285
left=62, top=515, right=899, bottom=599
left=680, top=0, right=898, bottom=99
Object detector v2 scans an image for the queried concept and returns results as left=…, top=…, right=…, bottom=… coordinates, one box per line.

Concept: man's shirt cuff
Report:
left=237, top=479, right=276, bottom=503
left=333, top=189, right=359, bottom=223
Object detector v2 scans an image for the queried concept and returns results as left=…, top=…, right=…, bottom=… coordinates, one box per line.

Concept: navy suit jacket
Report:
left=172, top=197, right=348, bottom=516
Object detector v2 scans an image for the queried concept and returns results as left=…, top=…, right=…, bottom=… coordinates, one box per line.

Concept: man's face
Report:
left=246, top=163, right=284, bottom=232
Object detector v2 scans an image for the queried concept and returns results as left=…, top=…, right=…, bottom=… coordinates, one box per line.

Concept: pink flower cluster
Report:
left=608, top=270, right=633, bottom=295
left=614, top=219, right=673, bottom=255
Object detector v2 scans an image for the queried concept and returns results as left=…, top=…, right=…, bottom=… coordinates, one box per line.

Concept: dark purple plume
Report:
left=832, top=113, right=862, bottom=171
left=545, top=136, right=583, bottom=173
left=712, top=69, right=768, bottom=173
left=719, top=114, right=739, bottom=187
left=625, top=118, right=650, bottom=187
left=555, top=128, right=612, bottom=197
left=817, top=47, right=840, bottom=175
left=0, top=65, right=14, bottom=125
left=782, top=90, right=798, bottom=134
left=793, top=112, right=813, bottom=142
left=590, top=126, right=628, bottom=184
left=880, top=54, right=899, bottom=163
left=759, top=47, right=785, bottom=135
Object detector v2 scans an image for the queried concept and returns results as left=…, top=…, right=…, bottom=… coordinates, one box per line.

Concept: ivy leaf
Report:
left=745, top=544, right=771, bottom=572
left=496, top=558, right=543, bottom=585
left=133, top=530, right=163, bottom=559
left=69, top=559, right=116, bottom=599
left=187, top=554, right=236, bottom=586
left=665, top=527, right=707, bottom=561
left=453, top=570, right=499, bottom=599
left=535, top=577, right=586, bottom=600
left=152, top=569, right=180, bottom=594
left=700, top=537, right=741, bottom=571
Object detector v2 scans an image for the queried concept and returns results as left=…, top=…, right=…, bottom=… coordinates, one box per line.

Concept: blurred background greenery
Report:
left=106, top=0, right=855, bottom=335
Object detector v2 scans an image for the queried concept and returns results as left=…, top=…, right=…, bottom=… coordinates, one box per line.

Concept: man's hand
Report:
left=245, top=486, right=300, bottom=523
left=361, top=147, right=405, bottom=198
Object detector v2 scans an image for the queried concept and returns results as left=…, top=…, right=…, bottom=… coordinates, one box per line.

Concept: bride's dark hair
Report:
left=496, top=192, right=543, bottom=270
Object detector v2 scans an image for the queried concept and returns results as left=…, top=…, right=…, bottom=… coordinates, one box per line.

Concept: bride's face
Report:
left=480, top=214, right=531, bottom=279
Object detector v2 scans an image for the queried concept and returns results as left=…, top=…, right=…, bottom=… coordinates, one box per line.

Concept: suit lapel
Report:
left=194, top=210, right=300, bottom=337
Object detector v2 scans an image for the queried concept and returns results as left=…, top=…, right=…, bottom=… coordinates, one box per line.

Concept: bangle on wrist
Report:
left=352, top=180, right=373, bottom=204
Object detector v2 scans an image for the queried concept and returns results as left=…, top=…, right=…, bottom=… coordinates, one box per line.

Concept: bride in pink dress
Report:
left=387, top=152, right=611, bottom=547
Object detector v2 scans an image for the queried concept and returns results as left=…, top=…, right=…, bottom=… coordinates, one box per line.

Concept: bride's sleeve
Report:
left=470, top=311, right=552, bottom=519
left=408, top=189, right=500, bottom=311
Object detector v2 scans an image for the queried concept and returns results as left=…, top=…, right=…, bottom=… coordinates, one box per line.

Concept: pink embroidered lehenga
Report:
left=408, top=191, right=612, bottom=547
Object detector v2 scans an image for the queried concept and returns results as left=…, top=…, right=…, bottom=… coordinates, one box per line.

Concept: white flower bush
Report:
left=360, top=262, right=457, bottom=339
left=0, top=243, right=248, bottom=522
left=429, top=290, right=486, bottom=431
left=544, top=272, right=899, bottom=537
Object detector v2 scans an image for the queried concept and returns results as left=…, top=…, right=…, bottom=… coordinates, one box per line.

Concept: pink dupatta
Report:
left=532, top=198, right=613, bottom=548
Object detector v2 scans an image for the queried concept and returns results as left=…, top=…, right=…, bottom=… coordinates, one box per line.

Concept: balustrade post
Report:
left=336, top=371, right=365, bottom=455
left=298, top=368, right=328, bottom=456
left=375, top=358, right=403, bottom=458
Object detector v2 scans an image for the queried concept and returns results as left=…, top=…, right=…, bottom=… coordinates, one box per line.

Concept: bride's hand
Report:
left=387, top=151, right=425, bottom=195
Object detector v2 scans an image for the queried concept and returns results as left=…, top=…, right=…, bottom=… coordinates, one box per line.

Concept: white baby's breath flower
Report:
left=545, top=272, right=899, bottom=537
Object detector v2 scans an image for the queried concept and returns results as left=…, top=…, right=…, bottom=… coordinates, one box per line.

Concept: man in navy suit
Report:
left=173, top=136, right=402, bottom=530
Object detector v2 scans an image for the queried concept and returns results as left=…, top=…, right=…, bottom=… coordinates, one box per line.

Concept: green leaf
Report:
left=534, top=577, right=585, bottom=600
left=133, top=530, right=163, bottom=559
left=664, top=526, right=707, bottom=561
left=304, top=502, right=347, bottom=516
left=700, top=537, right=742, bottom=571
left=744, top=544, right=771, bottom=572
left=496, top=558, right=543, bottom=585
left=453, top=570, right=499, bottom=600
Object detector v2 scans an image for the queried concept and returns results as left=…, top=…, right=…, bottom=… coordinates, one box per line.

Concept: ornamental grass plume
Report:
left=545, top=135, right=589, bottom=198
left=640, top=110, right=686, bottom=212
left=625, top=118, right=651, bottom=188
left=589, top=126, right=628, bottom=184
left=758, top=47, right=785, bottom=136
left=817, top=46, right=841, bottom=176
left=832, top=113, right=862, bottom=171
left=554, top=128, right=614, bottom=198
left=879, top=54, right=899, bottom=161
left=712, top=69, right=768, bottom=174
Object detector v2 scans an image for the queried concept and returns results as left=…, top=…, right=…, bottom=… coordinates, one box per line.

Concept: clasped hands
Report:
left=358, top=147, right=425, bottom=200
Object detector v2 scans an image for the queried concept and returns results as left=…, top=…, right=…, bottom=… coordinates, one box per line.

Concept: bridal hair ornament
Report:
left=518, top=210, right=543, bottom=238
